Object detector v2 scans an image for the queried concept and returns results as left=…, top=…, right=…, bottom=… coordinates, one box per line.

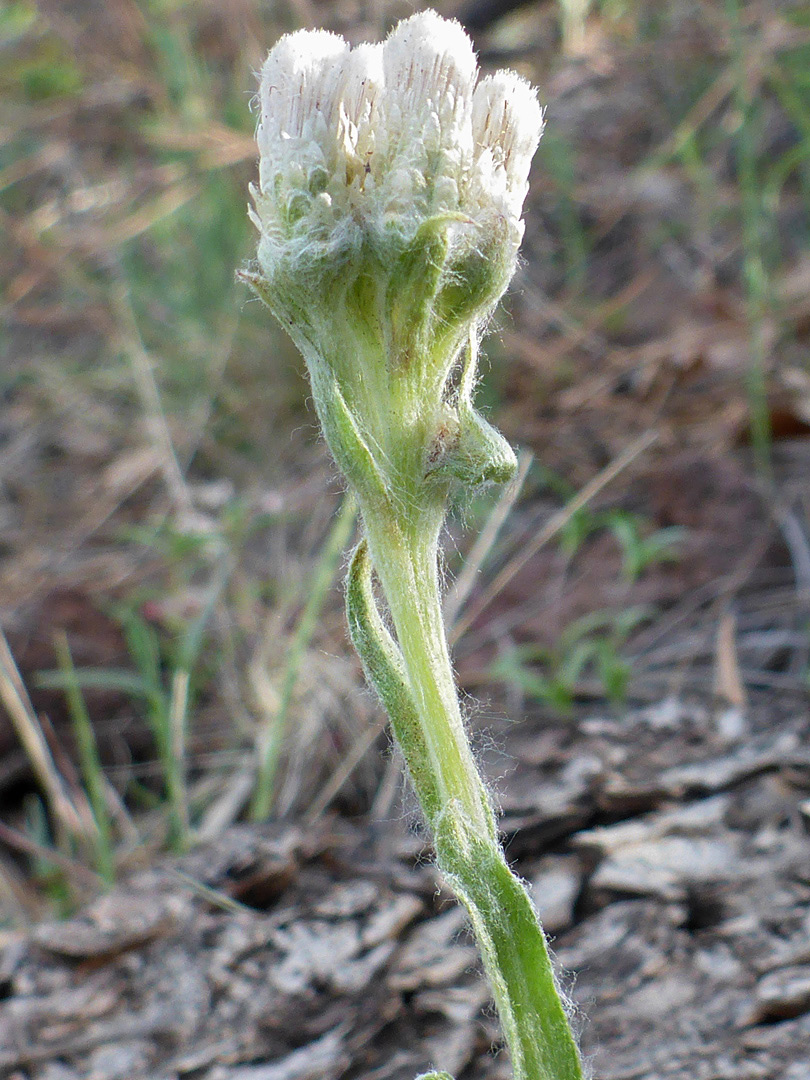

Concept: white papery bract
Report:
left=252, top=10, right=543, bottom=285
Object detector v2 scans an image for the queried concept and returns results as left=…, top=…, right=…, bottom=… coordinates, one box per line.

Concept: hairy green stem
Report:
left=349, top=511, right=584, bottom=1080
left=363, top=510, right=495, bottom=839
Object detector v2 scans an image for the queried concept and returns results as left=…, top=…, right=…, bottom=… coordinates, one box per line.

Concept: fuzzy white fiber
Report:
left=252, top=10, right=544, bottom=267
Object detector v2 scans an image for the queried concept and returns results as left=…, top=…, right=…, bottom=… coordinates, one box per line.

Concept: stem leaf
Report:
left=345, top=540, right=441, bottom=822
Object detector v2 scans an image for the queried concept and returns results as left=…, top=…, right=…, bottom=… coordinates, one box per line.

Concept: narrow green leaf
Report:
left=345, top=540, right=441, bottom=823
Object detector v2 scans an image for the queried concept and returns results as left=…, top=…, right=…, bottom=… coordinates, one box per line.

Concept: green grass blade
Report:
left=53, top=633, right=115, bottom=886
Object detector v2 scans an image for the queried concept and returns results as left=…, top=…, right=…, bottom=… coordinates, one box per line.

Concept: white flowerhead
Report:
left=250, top=10, right=543, bottom=295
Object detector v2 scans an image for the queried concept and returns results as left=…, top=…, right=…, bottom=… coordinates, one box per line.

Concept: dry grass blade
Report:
left=249, top=496, right=357, bottom=821
left=168, top=669, right=191, bottom=841
left=166, top=869, right=254, bottom=915
left=0, top=628, right=91, bottom=842
left=0, top=854, right=35, bottom=926
left=713, top=613, right=748, bottom=708
left=306, top=716, right=387, bottom=822
left=0, top=820, right=102, bottom=891
left=449, top=430, right=659, bottom=646
left=775, top=507, right=810, bottom=599
left=104, top=181, right=201, bottom=247
left=650, top=65, right=737, bottom=165
left=444, top=449, right=533, bottom=628
left=196, top=767, right=255, bottom=841
left=144, top=121, right=256, bottom=170
left=506, top=271, right=656, bottom=374
left=112, top=283, right=193, bottom=515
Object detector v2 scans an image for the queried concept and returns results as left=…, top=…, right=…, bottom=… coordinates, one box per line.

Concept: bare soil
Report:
left=1, top=693, right=809, bottom=1079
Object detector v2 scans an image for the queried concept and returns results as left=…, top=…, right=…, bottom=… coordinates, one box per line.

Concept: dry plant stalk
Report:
left=241, top=11, right=584, bottom=1080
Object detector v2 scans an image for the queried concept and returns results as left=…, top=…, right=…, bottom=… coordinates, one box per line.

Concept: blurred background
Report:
left=1, top=0, right=809, bottom=910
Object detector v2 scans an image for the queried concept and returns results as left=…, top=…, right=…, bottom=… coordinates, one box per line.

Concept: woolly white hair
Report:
left=252, top=10, right=544, bottom=268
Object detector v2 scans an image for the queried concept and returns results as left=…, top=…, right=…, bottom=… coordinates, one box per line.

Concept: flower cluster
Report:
left=245, top=11, right=544, bottom=507
left=251, top=10, right=543, bottom=289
